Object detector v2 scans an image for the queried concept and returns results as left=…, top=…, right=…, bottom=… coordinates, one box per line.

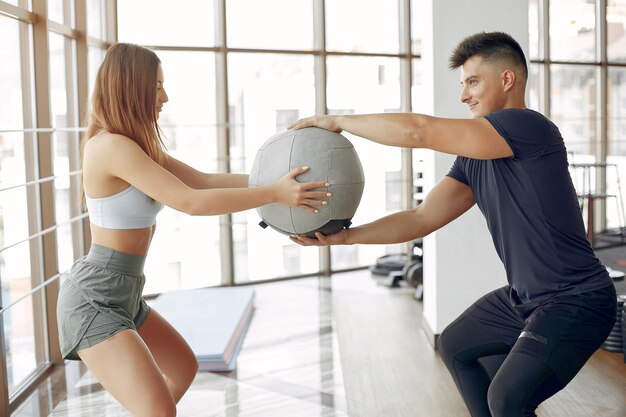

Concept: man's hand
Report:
left=289, top=229, right=350, bottom=246
left=288, top=115, right=342, bottom=133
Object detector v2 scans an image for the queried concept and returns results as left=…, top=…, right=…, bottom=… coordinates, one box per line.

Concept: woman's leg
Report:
left=77, top=329, right=176, bottom=417
left=137, top=309, right=199, bottom=403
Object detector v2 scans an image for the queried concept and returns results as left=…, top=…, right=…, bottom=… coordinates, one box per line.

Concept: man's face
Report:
left=459, top=56, right=508, bottom=118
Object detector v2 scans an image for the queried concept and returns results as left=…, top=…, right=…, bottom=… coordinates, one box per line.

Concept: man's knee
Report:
left=487, top=383, right=523, bottom=417
left=438, top=327, right=455, bottom=367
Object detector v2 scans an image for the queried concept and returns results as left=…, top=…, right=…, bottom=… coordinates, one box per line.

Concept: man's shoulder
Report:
left=487, top=107, right=545, bottom=120
left=484, top=108, right=552, bottom=133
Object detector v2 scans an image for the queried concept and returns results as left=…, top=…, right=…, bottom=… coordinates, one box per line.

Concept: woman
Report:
left=56, top=43, right=329, bottom=417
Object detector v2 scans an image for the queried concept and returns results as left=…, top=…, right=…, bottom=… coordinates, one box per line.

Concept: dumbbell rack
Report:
left=601, top=294, right=626, bottom=361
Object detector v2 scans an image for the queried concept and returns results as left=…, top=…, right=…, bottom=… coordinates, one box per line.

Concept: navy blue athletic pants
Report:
left=438, top=285, right=616, bottom=417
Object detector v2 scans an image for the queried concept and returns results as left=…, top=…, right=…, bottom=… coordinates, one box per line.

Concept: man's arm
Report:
left=291, top=176, right=475, bottom=246
left=289, top=113, right=513, bottom=160
left=163, top=155, right=249, bottom=189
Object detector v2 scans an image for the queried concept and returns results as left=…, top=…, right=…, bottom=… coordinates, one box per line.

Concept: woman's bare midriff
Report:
left=90, top=223, right=156, bottom=256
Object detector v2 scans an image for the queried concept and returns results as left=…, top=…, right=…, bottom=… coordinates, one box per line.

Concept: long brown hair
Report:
left=85, top=43, right=166, bottom=165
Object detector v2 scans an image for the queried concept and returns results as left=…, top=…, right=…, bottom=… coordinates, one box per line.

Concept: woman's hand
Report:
left=288, top=115, right=342, bottom=132
left=289, top=229, right=350, bottom=246
left=272, top=166, right=331, bottom=212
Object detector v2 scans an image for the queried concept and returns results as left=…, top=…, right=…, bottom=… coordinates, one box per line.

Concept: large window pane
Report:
left=609, top=67, right=626, bottom=156
left=88, top=46, right=104, bottom=98
left=327, top=56, right=403, bottom=269
left=49, top=33, right=75, bottom=273
left=410, top=0, right=426, bottom=56
left=117, top=0, right=215, bottom=47
left=227, top=0, right=313, bottom=50
left=528, top=63, right=541, bottom=113
left=143, top=51, right=221, bottom=294
left=0, top=16, right=25, bottom=136
left=0, top=15, right=43, bottom=395
left=326, top=0, right=399, bottom=54
left=87, top=0, right=105, bottom=40
left=228, top=53, right=317, bottom=283
left=608, top=0, right=626, bottom=62
left=550, top=65, right=597, bottom=157
left=607, top=67, right=626, bottom=230
left=1, top=243, right=37, bottom=393
left=411, top=58, right=425, bottom=113
left=550, top=0, right=596, bottom=61
left=47, top=0, right=64, bottom=24
left=0, top=16, right=29, bottom=279
left=529, top=0, right=540, bottom=60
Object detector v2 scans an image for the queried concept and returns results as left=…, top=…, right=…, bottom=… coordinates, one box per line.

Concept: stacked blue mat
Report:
left=152, top=286, right=255, bottom=371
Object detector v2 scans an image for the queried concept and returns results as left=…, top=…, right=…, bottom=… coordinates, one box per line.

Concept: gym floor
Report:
left=10, top=267, right=626, bottom=417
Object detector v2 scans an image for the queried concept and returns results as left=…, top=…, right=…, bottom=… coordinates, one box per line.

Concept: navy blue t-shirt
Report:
left=446, top=108, right=611, bottom=302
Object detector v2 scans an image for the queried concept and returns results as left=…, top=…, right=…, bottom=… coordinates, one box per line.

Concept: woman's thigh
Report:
left=77, top=329, right=176, bottom=417
left=137, top=308, right=198, bottom=402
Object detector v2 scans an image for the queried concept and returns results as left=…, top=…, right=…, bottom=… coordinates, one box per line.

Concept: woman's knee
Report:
left=180, top=354, right=199, bottom=389
left=136, top=400, right=177, bottom=417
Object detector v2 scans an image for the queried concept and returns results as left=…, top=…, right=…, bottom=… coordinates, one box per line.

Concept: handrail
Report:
left=0, top=170, right=82, bottom=193
left=0, top=212, right=89, bottom=254
left=0, top=273, right=63, bottom=315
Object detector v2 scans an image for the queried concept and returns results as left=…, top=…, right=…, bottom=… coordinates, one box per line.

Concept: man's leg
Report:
left=438, top=286, right=524, bottom=417
left=488, top=352, right=562, bottom=417
left=487, top=285, right=617, bottom=417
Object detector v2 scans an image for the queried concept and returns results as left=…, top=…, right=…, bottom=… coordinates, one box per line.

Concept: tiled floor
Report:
left=11, top=271, right=388, bottom=417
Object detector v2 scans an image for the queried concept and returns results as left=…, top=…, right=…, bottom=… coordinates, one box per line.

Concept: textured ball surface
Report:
left=249, top=127, right=365, bottom=237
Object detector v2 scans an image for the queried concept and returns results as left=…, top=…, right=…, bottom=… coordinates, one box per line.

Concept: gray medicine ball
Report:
left=248, top=127, right=365, bottom=237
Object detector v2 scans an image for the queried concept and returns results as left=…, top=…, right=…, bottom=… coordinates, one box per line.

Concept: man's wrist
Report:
left=343, top=228, right=355, bottom=245
left=335, top=115, right=346, bottom=131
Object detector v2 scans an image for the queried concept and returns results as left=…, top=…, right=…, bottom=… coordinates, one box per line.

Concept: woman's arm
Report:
left=163, top=155, right=248, bottom=189
left=87, top=134, right=329, bottom=215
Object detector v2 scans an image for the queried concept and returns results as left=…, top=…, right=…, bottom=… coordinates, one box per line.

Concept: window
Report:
left=228, top=53, right=318, bottom=282
left=327, top=55, right=404, bottom=267
left=533, top=0, right=626, bottom=239
left=0, top=0, right=109, bottom=410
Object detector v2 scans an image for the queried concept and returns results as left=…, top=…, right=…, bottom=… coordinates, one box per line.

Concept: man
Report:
left=289, top=31, right=616, bottom=417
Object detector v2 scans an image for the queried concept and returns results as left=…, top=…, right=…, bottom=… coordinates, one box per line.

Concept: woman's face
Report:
left=156, top=64, right=168, bottom=119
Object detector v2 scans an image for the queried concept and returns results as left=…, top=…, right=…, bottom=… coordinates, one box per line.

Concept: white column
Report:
left=420, top=0, right=529, bottom=343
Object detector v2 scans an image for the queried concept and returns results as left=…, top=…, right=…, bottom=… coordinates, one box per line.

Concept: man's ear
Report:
left=502, top=69, right=516, bottom=92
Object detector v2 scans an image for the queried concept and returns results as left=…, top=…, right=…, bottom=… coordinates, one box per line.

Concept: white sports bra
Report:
left=85, top=186, right=164, bottom=229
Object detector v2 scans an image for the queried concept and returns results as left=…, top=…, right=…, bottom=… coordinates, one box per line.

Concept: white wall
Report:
left=420, top=0, right=529, bottom=336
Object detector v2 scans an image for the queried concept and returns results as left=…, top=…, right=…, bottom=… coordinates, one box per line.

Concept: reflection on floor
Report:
left=10, top=269, right=626, bottom=417
left=12, top=271, right=390, bottom=417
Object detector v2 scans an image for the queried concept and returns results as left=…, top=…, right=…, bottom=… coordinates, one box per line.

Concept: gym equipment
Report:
left=607, top=266, right=625, bottom=281
left=152, top=286, right=255, bottom=371
left=385, top=271, right=405, bottom=288
left=622, top=303, right=625, bottom=363
left=370, top=254, right=415, bottom=276
left=249, top=127, right=364, bottom=237
left=370, top=240, right=423, bottom=297
left=601, top=294, right=626, bottom=353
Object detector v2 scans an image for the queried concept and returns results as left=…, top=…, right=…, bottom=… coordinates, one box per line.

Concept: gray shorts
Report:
left=56, top=244, right=150, bottom=360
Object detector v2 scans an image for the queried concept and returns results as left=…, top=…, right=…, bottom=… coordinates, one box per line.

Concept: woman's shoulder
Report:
left=87, top=131, right=135, bottom=147
left=84, top=132, right=142, bottom=157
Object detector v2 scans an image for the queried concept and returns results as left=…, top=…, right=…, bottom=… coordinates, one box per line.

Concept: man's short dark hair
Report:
left=449, top=32, right=528, bottom=78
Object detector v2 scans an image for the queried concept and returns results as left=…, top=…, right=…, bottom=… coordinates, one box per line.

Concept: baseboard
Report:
left=421, top=317, right=440, bottom=350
